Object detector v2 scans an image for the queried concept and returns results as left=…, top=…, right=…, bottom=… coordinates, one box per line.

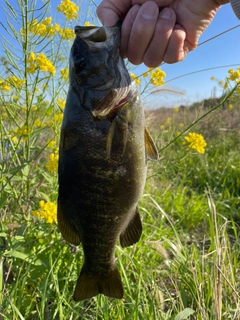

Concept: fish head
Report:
left=69, top=23, right=132, bottom=114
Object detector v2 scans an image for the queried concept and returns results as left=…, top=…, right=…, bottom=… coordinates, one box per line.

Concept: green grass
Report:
left=1, top=0, right=240, bottom=319
left=1, top=103, right=240, bottom=319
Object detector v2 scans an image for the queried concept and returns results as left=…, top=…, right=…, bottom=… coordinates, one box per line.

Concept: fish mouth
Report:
left=74, top=23, right=121, bottom=51
left=74, top=25, right=108, bottom=42
left=72, top=24, right=125, bottom=91
left=71, top=23, right=132, bottom=114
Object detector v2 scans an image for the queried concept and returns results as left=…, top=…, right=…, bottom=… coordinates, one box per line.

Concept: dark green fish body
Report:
left=57, top=24, right=158, bottom=301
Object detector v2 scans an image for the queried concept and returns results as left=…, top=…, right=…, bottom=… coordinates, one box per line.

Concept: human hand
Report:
left=97, top=0, right=230, bottom=67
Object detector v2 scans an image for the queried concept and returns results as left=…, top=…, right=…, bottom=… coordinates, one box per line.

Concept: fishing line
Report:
left=198, top=24, right=240, bottom=47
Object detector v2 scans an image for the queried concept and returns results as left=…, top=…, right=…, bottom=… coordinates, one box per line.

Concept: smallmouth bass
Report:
left=57, top=23, right=158, bottom=301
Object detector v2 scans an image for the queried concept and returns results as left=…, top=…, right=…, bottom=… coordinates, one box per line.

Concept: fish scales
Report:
left=57, top=23, right=158, bottom=301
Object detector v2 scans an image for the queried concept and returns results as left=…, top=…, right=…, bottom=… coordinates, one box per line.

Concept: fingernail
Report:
left=141, top=3, right=158, bottom=20
left=160, top=8, right=173, bottom=19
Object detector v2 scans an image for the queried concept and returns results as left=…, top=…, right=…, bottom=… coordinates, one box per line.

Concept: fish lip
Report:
left=74, top=24, right=120, bottom=44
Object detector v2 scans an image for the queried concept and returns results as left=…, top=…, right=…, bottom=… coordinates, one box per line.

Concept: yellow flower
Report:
left=84, top=21, right=95, bottom=26
left=129, top=72, right=141, bottom=85
left=33, top=200, right=57, bottom=224
left=218, top=80, right=224, bottom=86
left=210, top=76, right=215, bottom=80
left=150, top=68, right=166, bottom=86
left=173, top=107, right=179, bottom=113
left=28, top=51, right=55, bottom=74
left=165, top=117, right=171, bottom=125
left=142, top=71, right=149, bottom=78
left=12, top=125, right=32, bottom=140
left=58, top=27, right=75, bottom=39
left=7, top=76, right=25, bottom=89
left=57, top=98, right=66, bottom=110
left=60, top=68, right=69, bottom=81
left=34, top=119, right=41, bottom=127
left=57, top=0, right=79, bottom=20
left=228, top=104, right=233, bottom=110
left=28, top=18, right=57, bottom=38
left=227, top=67, right=240, bottom=82
left=46, top=153, right=58, bottom=173
left=11, top=136, right=18, bottom=143
left=32, top=105, right=38, bottom=111
left=160, top=125, right=165, bottom=130
left=35, top=53, right=56, bottom=74
left=54, top=24, right=61, bottom=33
left=184, top=132, right=207, bottom=154
left=55, top=113, right=63, bottom=123
left=223, top=81, right=229, bottom=89
left=179, top=123, right=184, bottom=128
left=42, top=17, right=52, bottom=25
left=0, top=80, right=10, bottom=92
left=27, top=52, right=37, bottom=74
left=13, top=96, right=19, bottom=102
left=1, top=84, right=11, bottom=92
left=48, top=140, right=56, bottom=149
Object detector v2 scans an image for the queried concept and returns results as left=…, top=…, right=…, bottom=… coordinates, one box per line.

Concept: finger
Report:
left=127, top=1, right=159, bottom=65
left=96, top=2, right=121, bottom=27
left=162, top=25, right=187, bottom=64
left=121, top=5, right=141, bottom=59
left=142, top=7, right=176, bottom=68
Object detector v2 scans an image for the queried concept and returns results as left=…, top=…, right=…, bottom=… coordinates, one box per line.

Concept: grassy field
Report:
left=1, top=0, right=240, bottom=319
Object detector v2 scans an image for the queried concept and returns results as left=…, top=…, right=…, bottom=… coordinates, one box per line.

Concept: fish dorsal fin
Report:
left=57, top=199, right=81, bottom=245
left=144, top=127, right=159, bottom=161
left=73, top=263, right=124, bottom=301
left=120, top=207, right=142, bottom=248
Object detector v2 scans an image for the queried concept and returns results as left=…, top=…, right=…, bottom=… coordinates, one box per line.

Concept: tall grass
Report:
left=0, top=0, right=240, bottom=319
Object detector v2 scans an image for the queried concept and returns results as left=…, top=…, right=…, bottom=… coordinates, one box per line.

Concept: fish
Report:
left=57, top=23, right=158, bottom=301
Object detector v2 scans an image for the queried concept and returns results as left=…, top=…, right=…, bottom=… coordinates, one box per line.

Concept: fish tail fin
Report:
left=73, top=263, right=124, bottom=301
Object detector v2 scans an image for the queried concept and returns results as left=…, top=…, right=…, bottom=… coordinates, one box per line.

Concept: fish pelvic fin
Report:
left=57, top=198, right=81, bottom=245
left=144, top=127, right=159, bottom=161
left=73, top=263, right=124, bottom=301
left=120, top=207, right=142, bottom=248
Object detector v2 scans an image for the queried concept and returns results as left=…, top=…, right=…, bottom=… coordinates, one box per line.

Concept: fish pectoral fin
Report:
left=106, top=115, right=128, bottom=159
left=144, top=127, right=159, bottom=161
left=73, top=263, right=124, bottom=301
left=57, top=199, right=81, bottom=245
left=120, top=207, right=142, bottom=248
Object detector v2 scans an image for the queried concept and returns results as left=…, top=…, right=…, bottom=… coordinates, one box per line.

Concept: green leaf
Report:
left=174, top=308, right=196, bottom=320
left=4, top=250, right=42, bottom=266
left=0, top=232, right=7, bottom=238
left=0, top=195, right=8, bottom=207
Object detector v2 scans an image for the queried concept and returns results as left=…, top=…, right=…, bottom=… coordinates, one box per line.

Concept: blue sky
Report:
left=0, top=0, right=239, bottom=108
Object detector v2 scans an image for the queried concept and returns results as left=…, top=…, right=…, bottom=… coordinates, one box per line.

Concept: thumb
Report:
left=97, top=4, right=121, bottom=27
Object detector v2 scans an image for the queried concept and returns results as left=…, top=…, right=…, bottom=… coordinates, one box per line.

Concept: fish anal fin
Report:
left=73, top=263, right=124, bottom=301
left=144, top=127, right=159, bottom=161
left=57, top=198, right=81, bottom=245
left=106, top=115, right=128, bottom=159
left=120, top=207, right=142, bottom=248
